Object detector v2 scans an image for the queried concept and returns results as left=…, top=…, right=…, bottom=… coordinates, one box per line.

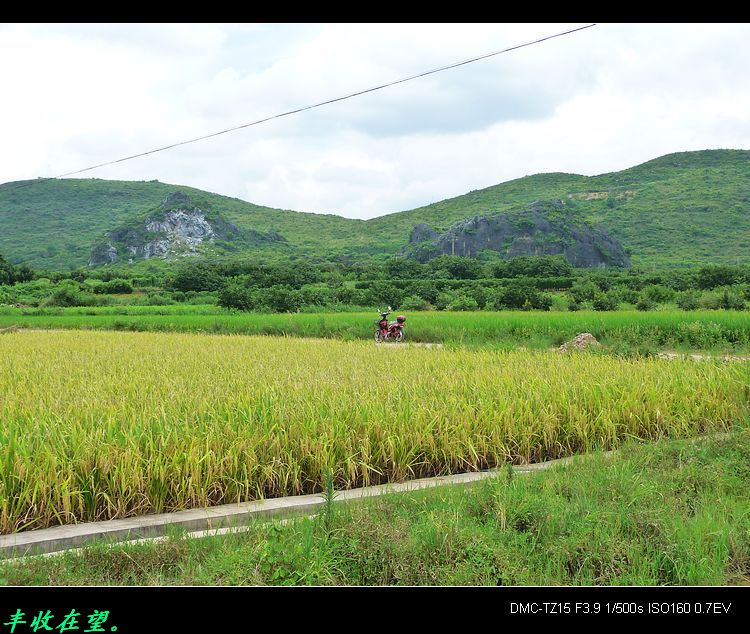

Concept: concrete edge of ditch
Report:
left=0, top=451, right=615, bottom=561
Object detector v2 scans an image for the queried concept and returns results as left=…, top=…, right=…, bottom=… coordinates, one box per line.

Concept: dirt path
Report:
left=657, top=351, right=750, bottom=362
left=376, top=342, right=444, bottom=349
left=551, top=340, right=749, bottom=362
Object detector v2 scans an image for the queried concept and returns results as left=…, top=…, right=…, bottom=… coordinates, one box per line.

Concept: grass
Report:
left=0, top=329, right=747, bottom=533
left=3, top=426, right=749, bottom=585
left=1, top=308, right=750, bottom=353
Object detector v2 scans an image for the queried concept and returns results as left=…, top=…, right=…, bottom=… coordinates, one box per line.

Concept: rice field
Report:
left=1, top=329, right=747, bottom=534
left=2, top=308, right=750, bottom=351
left=6, top=428, right=749, bottom=586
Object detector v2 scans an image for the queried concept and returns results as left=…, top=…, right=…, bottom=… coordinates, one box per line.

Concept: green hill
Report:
left=0, top=179, right=365, bottom=270
left=1, top=149, right=749, bottom=269
left=366, top=149, right=750, bottom=268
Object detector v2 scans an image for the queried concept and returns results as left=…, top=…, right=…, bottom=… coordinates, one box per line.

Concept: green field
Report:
left=2, top=307, right=750, bottom=352
left=4, top=427, right=749, bottom=585
left=1, top=329, right=747, bottom=534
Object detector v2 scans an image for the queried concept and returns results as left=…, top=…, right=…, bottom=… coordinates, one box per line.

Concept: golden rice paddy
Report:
left=1, top=330, right=747, bottom=533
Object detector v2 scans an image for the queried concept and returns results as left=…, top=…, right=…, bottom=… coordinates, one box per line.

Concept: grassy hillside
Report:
left=367, top=149, right=750, bottom=268
left=0, top=179, right=365, bottom=270
left=1, top=149, right=749, bottom=269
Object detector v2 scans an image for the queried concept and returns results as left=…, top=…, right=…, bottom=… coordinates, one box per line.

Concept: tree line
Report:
left=1, top=253, right=750, bottom=312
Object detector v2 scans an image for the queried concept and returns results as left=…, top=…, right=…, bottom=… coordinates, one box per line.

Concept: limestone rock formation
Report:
left=88, top=191, right=285, bottom=266
left=402, top=200, right=630, bottom=268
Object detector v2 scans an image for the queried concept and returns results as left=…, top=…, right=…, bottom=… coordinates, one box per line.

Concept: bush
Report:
left=699, top=293, right=722, bottom=310
left=300, top=286, right=332, bottom=307
left=720, top=290, right=746, bottom=310
left=427, top=255, right=485, bottom=279
left=0, top=254, right=35, bottom=285
left=641, top=284, right=675, bottom=304
left=677, top=292, right=700, bottom=311
left=167, top=262, right=224, bottom=292
left=365, top=281, right=404, bottom=308
left=402, top=281, right=440, bottom=304
left=45, top=286, right=105, bottom=308
left=696, top=265, right=741, bottom=289
left=611, top=287, right=640, bottom=305
left=447, top=294, right=479, bottom=311
left=45, top=283, right=85, bottom=307
left=434, top=292, right=455, bottom=311
left=258, top=285, right=305, bottom=313
left=592, top=293, right=618, bottom=311
left=333, top=287, right=370, bottom=306
left=636, top=298, right=656, bottom=311
left=383, top=257, right=425, bottom=280
left=548, top=294, right=569, bottom=311
left=399, top=295, right=431, bottom=311
left=588, top=272, right=617, bottom=292
left=569, top=280, right=599, bottom=303
left=142, top=293, right=175, bottom=306
left=462, top=283, right=488, bottom=308
left=662, top=270, right=696, bottom=291
left=489, top=281, right=541, bottom=310
left=532, top=293, right=554, bottom=311
left=186, top=292, right=218, bottom=305
left=218, top=283, right=254, bottom=311
left=93, top=279, right=133, bottom=294
left=738, top=284, right=750, bottom=301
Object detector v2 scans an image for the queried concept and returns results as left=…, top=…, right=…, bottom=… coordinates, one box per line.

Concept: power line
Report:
left=4, top=23, right=597, bottom=193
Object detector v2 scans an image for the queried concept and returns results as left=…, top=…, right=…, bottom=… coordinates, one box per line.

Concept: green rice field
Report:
left=2, top=307, right=750, bottom=351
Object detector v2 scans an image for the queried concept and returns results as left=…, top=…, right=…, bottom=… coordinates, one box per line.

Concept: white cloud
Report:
left=2, top=23, right=750, bottom=218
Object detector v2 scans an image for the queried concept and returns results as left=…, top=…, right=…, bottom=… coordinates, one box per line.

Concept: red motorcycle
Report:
left=374, top=307, right=406, bottom=343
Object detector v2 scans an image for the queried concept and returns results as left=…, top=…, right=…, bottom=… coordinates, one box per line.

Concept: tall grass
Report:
left=0, top=330, right=747, bottom=533
left=2, top=308, right=750, bottom=351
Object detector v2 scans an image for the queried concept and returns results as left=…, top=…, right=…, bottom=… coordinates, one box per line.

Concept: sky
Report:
left=2, top=23, right=750, bottom=219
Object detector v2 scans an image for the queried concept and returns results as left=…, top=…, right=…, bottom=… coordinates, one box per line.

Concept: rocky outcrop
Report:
left=88, top=242, right=118, bottom=265
left=409, top=223, right=439, bottom=244
left=139, top=209, right=215, bottom=258
left=402, top=200, right=630, bottom=268
left=559, top=333, right=602, bottom=352
left=88, top=191, right=286, bottom=266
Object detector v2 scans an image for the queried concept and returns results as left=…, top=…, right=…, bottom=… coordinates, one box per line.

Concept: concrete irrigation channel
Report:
left=1, top=451, right=611, bottom=561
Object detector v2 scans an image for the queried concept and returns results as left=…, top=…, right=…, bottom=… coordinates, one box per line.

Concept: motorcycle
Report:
left=374, top=306, right=406, bottom=343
